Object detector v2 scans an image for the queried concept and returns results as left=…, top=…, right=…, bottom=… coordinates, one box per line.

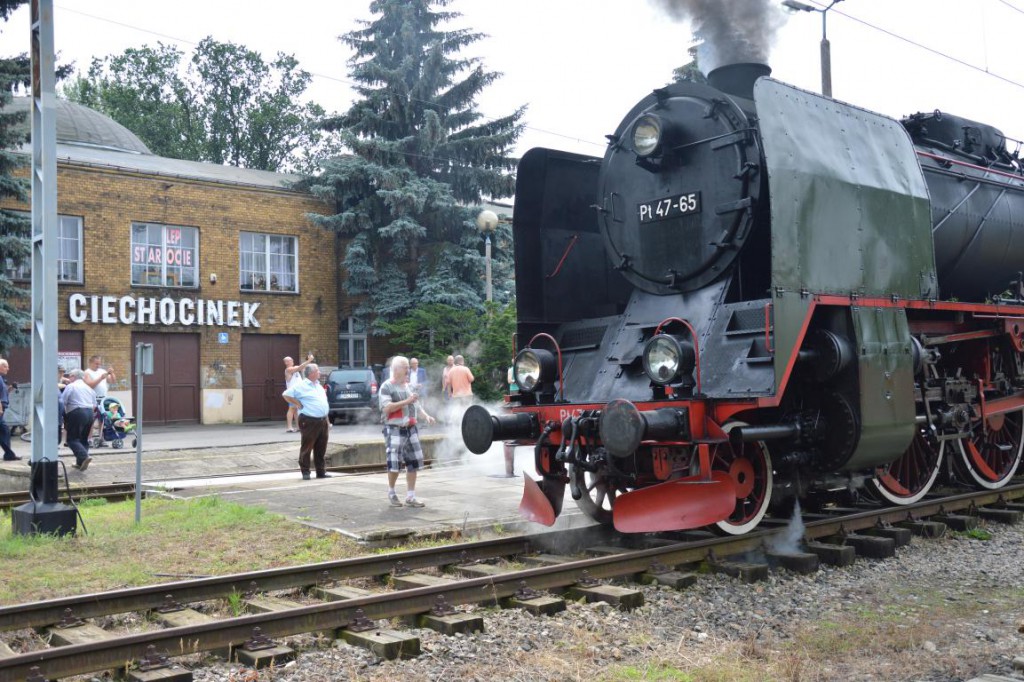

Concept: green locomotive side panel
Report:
left=847, top=306, right=916, bottom=470
left=753, top=79, right=937, bottom=300
left=771, top=292, right=812, bottom=394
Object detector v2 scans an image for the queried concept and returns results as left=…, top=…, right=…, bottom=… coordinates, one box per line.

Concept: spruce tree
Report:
left=307, top=0, right=523, bottom=331
left=0, top=0, right=30, bottom=352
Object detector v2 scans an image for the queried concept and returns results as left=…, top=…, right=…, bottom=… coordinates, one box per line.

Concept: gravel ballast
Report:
left=191, top=522, right=1024, bottom=682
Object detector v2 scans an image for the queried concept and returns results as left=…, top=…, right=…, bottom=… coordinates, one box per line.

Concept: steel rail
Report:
left=0, top=460, right=436, bottom=510
left=0, top=534, right=535, bottom=633
left=2, top=483, right=1022, bottom=679
left=0, top=483, right=137, bottom=511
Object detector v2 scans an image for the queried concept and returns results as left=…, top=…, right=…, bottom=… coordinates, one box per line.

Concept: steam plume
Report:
left=650, top=0, right=787, bottom=72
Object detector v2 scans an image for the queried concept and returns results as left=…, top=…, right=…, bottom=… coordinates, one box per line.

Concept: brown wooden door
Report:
left=130, top=332, right=199, bottom=424
left=6, top=331, right=84, bottom=384
left=242, top=334, right=300, bottom=422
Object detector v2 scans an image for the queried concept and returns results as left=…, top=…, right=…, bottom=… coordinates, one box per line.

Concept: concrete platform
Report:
left=0, top=420, right=593, bottom=542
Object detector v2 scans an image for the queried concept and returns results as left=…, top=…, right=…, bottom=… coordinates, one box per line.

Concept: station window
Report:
left=339, top=317, right=367, bottom=367
left=239, top=232, right=298, bottom=293
left=3, top=213, right=84, bottom=283
left=130, top=222, right=198, bottom=288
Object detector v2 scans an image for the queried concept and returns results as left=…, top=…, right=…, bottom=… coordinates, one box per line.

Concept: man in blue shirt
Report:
left=0, top=359, right=19, bottom=461
left=282, top=363, right=331, bottom=480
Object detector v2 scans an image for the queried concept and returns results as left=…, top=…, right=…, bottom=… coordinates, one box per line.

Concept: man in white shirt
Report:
left=282, top=363, right=330, bottom=480
left=409, top=357, right=427, bottom=395
left=61, top=369, right=109, bottom=471
left=83, top=355, right=115, bottom=447
left=84, top=355, right=115, bottom=402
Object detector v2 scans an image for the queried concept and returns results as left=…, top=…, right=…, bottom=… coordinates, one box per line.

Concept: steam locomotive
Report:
left=462, top=63, right=1024, bottom=535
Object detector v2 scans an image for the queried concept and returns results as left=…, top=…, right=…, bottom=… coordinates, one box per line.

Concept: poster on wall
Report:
left=58, top=352, right=81, bottom=373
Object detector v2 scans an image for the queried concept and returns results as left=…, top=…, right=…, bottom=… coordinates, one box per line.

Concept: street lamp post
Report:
left=782, top=0, right=844, bottom=98
left=476, top=210, right=499, bottom=303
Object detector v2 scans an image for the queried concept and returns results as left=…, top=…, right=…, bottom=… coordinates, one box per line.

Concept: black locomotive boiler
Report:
left=462, top=63, right=1024, bottom=534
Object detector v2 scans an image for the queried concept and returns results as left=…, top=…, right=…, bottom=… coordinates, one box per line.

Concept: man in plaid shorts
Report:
left=379, top=355, right=436, bottom=507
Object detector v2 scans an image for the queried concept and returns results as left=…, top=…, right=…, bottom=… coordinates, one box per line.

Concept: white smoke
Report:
left=766, top=500, right=804, bottom=554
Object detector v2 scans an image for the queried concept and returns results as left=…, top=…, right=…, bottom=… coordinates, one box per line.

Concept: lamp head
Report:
left=782, top=0, right=816, bottom=11
left=476, top=209, right=499, bottom=233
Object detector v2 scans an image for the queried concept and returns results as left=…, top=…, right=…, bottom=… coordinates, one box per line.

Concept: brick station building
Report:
left=2, top=98, right=344, bottom=424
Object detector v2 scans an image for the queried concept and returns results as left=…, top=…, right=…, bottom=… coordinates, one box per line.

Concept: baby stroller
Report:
left=93, top=397, right=136, bottom=449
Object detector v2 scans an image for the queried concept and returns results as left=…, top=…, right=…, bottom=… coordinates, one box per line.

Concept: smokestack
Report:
left=707, top=63, right=772, bottom=100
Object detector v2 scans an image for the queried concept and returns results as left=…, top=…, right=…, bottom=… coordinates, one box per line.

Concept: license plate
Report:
left=638, top=191, right=701, bottom=224
left=339, top=392, right=359, bottom=399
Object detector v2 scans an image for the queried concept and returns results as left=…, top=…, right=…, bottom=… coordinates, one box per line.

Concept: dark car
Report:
left=325, top=367, right=378, bottom=424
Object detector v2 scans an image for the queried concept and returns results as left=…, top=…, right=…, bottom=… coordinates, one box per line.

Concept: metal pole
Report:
left=820, top=35, right=832, bottom=98
left=820, top=1, right=842, bottom=99
left=485, top=235, right=492, bottom=303
left=134, top=343, right=144, bottom=524
left=14, top=0, right=75, bottom=536
left=29, top=0, right=57, bottom=469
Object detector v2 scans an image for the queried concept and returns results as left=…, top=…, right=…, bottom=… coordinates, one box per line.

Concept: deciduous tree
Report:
left=64, top=38, right=333, bottom=172
left=382, top=299, right=515, bottom=400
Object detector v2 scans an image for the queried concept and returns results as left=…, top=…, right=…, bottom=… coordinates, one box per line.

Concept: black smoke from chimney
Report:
left=650, top=0, right=787, bottom=73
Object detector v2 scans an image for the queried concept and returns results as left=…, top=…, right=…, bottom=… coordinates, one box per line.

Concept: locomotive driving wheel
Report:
left=869, top=426, right=944, bottom=505
left=570, top=464, right=621, bottom=526
left=953, top=408, right=1024, bottom=489
left=703, top=423, right=773, bottom=535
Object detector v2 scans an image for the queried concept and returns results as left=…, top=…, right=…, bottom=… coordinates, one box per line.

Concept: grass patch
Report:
left=0, top=496, right=361, bottom=604
left=956, top=528, right=993, bottom=541
left=603, top=662, right=695, bottom=681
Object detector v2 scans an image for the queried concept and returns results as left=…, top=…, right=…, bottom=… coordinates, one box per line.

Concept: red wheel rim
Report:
left=873, top=428, right=941, bottom=503
left=957, top=408, right=1024, bottom=488
left=711, top=439, right=770, bottom=528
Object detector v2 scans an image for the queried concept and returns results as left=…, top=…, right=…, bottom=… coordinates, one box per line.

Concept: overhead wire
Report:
left=55, top=4, right=605, bottom=152
left=995, top=0, right=1024, bottom=16
left=54, top=1, right=1024, bottom=154
left=801, top=0, right=1024, bottom=90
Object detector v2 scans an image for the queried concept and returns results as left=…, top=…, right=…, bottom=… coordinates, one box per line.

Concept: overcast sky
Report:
left=0, top=0, right=1022, bottom=166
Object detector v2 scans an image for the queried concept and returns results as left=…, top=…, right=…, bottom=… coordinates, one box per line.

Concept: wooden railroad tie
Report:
left=339, top=609, right=420, bottom=661
left=803, top=541, right=856, bottom=567
left=501, top=581, right=566, bottom=616
left=897, top=520, right=947, bottom=538
left=930, top=514, right=977, bottom=532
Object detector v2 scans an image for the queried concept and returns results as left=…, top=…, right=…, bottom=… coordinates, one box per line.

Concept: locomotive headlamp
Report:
left=643, top=334, right=696, bottom=385
left=514, top=348, right=556, bottom=393
left=633, top=114, right=663, bottom=157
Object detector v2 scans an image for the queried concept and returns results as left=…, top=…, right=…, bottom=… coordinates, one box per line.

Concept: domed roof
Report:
left=6, top=96, right=152, bottom=155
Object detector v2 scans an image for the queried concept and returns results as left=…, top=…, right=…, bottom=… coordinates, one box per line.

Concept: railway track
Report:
left=1, top=483, right=1022, bottom=680
left=0, top=484, right=137, bottom=512
left=0, top=460, right=434, bottom=513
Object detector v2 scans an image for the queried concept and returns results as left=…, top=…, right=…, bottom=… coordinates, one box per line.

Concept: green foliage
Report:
left=673, top=45, right=706, bottom=84
left=603, top=663, right=695, bottom=681
left=0, top=0, right=30, bottom=351
left=225, top=590, right=244, bottom=617
left=958, top=528, right=992, bottom=541
left=382, top=299, right=515, bottom=400
left=306, top=0, right=523, bottom=328
left=63, top=38, right=336, bottom=172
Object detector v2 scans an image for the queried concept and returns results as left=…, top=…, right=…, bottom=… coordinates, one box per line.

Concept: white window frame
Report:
left=3, top=213, right=83, bottom=283
left=338, top=317, right=367, bottom=367
left=239, top=232, right=299, bottom=293
left=130, top=222, right=199, bottom=289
